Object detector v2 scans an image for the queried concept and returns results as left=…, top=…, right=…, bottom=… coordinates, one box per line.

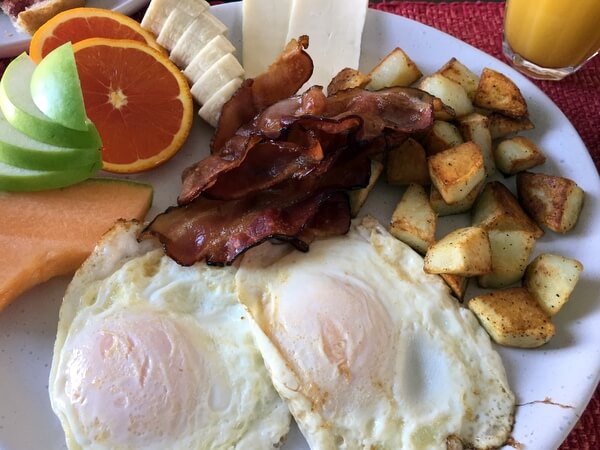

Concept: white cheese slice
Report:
left=286, top=0, right=368, bottom=89
left=184, top=35, right=236, bottom=84
left=242, top=0, right=293, bottom=78
left=171, top=11, right=228, bottom=67
left=191, top=53, right=245, bottom=104
left=199, top=77, right=243, bottom=127
left=141, top=0, right=209, bottom=36
left=157, top=9, right=196, bottom=50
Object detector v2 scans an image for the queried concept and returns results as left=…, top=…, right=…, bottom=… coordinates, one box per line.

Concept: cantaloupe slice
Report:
left=0, top=178, right=153, bottom=311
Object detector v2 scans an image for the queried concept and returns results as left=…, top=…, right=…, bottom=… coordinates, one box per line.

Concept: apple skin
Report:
left=0, top=54, right=102, bottom=150
left=0, top=108, right=101, bottom=171
left=30, top=43, right=89, bottom=132
left=0, top=158, right=102, bottom=192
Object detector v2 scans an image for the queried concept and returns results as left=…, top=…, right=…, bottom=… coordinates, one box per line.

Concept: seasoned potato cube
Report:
left=488, top=113, right=534, bottom=139
left=523, top=253, right=583, bottom=316
left=440, top=273, right=469, bottom=302
left=472, top=181, right=543, bottom=238
left=478, top=230, right=537, bottom=288
left=327, top=68, right=371, bottom=96
left=419, top=73, right=474, bottom=117
left=516, top=172, right=584, bottom=233
left=386, top=138, right=430, bottom=185
left=494, top=136, right=546, bottom=175
left=432, top=97, right=456, bottom=121
left=430, top=180, right=483, bottom=216
left=389, top=184, right=436, bottom=254
left=438, top=58, right=480, bottom=100
left=474, top=68, right=528, bottom=118
left=424, top=227, right=492, bottom=276
left=428, top=141, right=485, bottom=204
left=366, top=47, right=422, bottom=90
left=349, top=160, right=384, bottom=217
left=423, top=120, right=464, bottom=156
left=468, top=287, right=555, bottom=348
left=458, top=113, right=495, bottom=176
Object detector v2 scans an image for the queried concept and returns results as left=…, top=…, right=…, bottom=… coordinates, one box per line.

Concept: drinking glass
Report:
left=502, top=0, right=600, bottom=80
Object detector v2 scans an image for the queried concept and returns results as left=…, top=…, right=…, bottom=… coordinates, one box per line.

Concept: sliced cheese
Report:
left=141, top=0, right=209, bottom=36
left=191, top=53, right=245, bottom=104
left=199, top=77, right=243, bottom=127
left=286, top=0, right=368, bottom=89
left=242, top=0, right=293, bottom=78
left=171, top=11, right=228, bottom=67
left=184, top=35, right=236, bottom=84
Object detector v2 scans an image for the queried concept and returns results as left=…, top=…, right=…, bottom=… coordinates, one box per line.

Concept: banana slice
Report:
left=171, top=11, right=228, bottom=67
left=141, top=0, right=209, bottom=36
left=199, top=77, right=243, bottom=128
left=157, top=9, right=196, bottom=50
left=191, top=53, right=245, bottom=105
left=184, top=35, right=236, bottom=84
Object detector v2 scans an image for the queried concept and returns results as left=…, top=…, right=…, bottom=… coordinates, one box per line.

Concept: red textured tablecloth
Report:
left=0, top=1, right=598, bottom=449
left=367, top=5, right=600, bottom=449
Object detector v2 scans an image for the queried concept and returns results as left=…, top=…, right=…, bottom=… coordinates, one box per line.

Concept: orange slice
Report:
left=72, top=38, right=193, bottom=173
left=30, top=7, right=164, bottom=63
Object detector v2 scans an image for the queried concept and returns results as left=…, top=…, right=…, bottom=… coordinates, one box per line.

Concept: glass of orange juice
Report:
left=503, top=0, right=600, bottom=80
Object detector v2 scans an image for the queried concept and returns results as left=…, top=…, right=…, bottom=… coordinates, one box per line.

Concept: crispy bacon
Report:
left=212, top=36, right=314, bottom=153
left=142, top=191, right=350, bottom=266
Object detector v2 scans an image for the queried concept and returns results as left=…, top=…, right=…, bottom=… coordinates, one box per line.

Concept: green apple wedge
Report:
left=30, top=43, right=89, bottom=132
left=0, top=53, right=102, bottom=149
left=0, top=158, right=102, bottom=192
left=0, top=108, right=101, bottom=171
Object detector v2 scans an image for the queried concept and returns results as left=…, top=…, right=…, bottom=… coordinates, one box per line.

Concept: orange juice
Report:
left=504, top=0, right=600, bottom=69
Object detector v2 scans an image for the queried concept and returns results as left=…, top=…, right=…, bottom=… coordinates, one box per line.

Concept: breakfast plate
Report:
left=0, top=0, right=150, bottom=58
left=1, top=2, right=599, bottom=449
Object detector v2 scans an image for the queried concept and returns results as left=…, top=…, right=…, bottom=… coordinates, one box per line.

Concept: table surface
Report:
left=0, top=2, right=598, bottom=450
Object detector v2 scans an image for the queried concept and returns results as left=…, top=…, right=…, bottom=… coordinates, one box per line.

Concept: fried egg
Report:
left=49, top=221, right=290, bottom=450
left=236, top=216, right=515, bottom=450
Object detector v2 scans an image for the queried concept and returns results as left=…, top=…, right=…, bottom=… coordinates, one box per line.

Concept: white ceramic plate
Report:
left=0, top=0, right=150, bottom=58
left=1, top=3, right=599, bottom=450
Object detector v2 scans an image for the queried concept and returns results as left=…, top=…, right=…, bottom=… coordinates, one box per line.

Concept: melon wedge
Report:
left=0, top=178, right=153, bottom=311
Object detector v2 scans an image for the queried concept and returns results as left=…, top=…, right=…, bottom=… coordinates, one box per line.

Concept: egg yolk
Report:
left=58, top=311, right=207, bottom=448
left=269, top=271, right=394, bottom=415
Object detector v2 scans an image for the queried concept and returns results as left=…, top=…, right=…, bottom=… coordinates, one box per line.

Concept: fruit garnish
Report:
left=72, top=38, right=194, bottom=173
left=29, top=7, right=164, bottom=63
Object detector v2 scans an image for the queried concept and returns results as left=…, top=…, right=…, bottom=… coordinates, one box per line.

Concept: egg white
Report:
left=236, top=216, right=515, bottom=450
left=49, top=221, right=290, bottom=450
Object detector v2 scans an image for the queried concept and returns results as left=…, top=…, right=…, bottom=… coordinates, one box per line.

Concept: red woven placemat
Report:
left=0, top=2, right=597, bottom=449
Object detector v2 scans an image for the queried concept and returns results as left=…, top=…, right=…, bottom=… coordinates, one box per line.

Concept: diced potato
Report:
left=437, top=57, right=480, bottom=100
left=423, top=120, right=464, bottom=156
left=389, top=184, right=437, bottom=254
left=440, top=273, right=469, bottom=302
left=430, top=180, right=483, bottom=216
left=428, top=141, right=485, bottom=204
left=458, top=113, right=495, bottom=176
left=478, top=230, right=537, bottom=288
left=432, top=97, right=456, bottom=121
left=419, top=73, right=474, bottom=117
left=366, top=47, right=422, bottom=90
left=468, top=287, right=555, bottom=348
left=349, top=160, right=384, bottom=217
left=516, top=172, right=585, bottom=233
left=488, top=113, right=534, bottom=139
left=474, top=68, right=528, bottom=118
left=386, top=138, right=430, bottom=186
left=423, top=227, right=492, bottom=276
left=327, top=68, right=371, bottom=96
left=523, top=253, right=583, bottom=316
left=471, top=181, right=543, bottom=238
left=494, top=136, right=546, bottom=175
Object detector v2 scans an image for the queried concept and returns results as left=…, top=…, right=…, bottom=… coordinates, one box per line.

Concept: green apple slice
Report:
left=0, top=158, right=102, bottom=192
left=30, top=42, right=89, bottom=132
left=0, top=53, right=102, bottom=149
left=0, top=109, right=101, bottom=171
